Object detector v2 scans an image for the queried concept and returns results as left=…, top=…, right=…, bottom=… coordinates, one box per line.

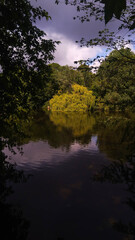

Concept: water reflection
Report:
left=1, top=111, right=135, bottom=240
left=49, top=112, right=96, bottom=138
left=0, top=195, right=30, bottom=240
left=96, top=115, right=135, bottom=161
left=6, top=136, right=98, bottom=169
left=93, top=155, right=135, bottom=239
left=93, top=115, right=135, bottom=240
left=4, top=112, right=98, bottom=169
left=6, top=112, right=135, bottom=168
left=0, top=120, right=30, bottom=239
left=23, top=111, right=96, bottom=148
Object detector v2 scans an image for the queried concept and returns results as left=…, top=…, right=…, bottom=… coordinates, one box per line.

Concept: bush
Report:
left=46, top=84, right=95, bottom=112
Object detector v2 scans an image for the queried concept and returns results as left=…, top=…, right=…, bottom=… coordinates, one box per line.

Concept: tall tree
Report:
left=0, top=0, right=59, bottom=118
left=93, top=48, right=135, bottom=110
left=77, top=64, right=95, bottom=88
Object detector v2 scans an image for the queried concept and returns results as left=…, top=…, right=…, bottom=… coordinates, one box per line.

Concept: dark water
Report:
left=2, top=112, right=135, bottom=240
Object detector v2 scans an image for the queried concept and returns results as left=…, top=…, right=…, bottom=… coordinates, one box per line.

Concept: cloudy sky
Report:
left=31, top=0, right=107, bottom=67
left=31, top=0, right=135, bottom=67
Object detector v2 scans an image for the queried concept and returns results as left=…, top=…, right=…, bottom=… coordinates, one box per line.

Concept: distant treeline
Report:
left=44, top=47, right=135, bottom=112
left=1, top=47, right=135, bottom=121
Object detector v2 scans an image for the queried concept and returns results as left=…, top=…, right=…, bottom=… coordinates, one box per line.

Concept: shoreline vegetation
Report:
left=43, top=84, right=95, bottom=112
left=42, top=48, right=135, bottom=114
left=1, top=0, right=135, bottom=123
left=1, top=47, right=135, bottom=123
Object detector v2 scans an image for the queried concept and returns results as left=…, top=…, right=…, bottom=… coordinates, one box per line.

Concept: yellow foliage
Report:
left=48, top=84, right=95, bottom=112
left=49, top=111, right=96, bottom=137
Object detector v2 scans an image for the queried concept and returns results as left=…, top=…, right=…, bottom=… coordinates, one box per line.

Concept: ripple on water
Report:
left=3, top=136, right=99, bottom=171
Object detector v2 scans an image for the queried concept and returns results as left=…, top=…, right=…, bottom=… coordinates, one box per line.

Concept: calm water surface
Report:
left=4, top=112, right=135, bottom=240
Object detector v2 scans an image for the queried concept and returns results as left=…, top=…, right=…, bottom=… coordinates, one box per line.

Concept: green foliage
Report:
left=47, top=84, right=95, bottom=112
left=49, top=63, right=73, bottom=92
left=77, top=64, right=95, bottom=88
left=0, top=66, right=56, bottom=119
left=0, top=0, right=58, bottom=118
left=0, top=0, right=57, bottom=71
left=101, top=0, right=126, bottom=24
left=49, top=63, right=81, bottom=91
left=49, top=63, right=95, bottom=93
left=93, top=48, right=135, bottom=111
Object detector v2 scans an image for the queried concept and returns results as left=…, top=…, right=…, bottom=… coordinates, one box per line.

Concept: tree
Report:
left=47, top=84, right=95, bottom=112
left=49, top=63, right=86, bottom=92
left=49, top=63, right=73, bottom=92
left=77, top=64, right=95, bottom=88
left=92, top=48, right=135, bottom=110
left=0, top=0, right=58, bottom=71
left=0, top=0, right=59, bottom=118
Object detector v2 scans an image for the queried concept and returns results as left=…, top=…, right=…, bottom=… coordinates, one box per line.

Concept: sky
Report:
left=31, top=0, right=106, bottom=67
left=31, top=0, right=135, bottom=67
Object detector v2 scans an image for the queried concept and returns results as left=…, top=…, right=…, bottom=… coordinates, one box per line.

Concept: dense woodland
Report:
left=1, top=0, right=135, bottom=123
left=43, top=47, right=135, bottom=112
left=1, top=46, right=135, bottom=117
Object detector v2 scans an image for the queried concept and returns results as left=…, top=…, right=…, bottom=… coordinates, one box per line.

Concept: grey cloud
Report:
left=31, top=0, right=105, bottom=43
left=30, top=1, right=130, bottom=66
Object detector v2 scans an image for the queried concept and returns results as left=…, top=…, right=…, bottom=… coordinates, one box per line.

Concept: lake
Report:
left=2, top=111, right=135, bottom=240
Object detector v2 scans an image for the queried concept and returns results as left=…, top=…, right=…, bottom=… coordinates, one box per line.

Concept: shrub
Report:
left=47, top=84, right=95, bottom=112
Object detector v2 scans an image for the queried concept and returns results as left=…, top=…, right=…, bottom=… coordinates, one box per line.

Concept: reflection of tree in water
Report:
left=0, top=111, right=96, bottom=238
left=0, top=119, right=30, bottom=239
left=96, top=115, right=135, bottom=161
left=0, top=112, right=96, bottom=239
left=94, top=156, right=135, bottom=238
left=19, top=111, right=96, bottom=149
left=48, top=112, right=95, bottom=148
left=93, top=115, right=135, bottom=239
left=49, top=112, right=95, bottom=137
left=1, top=112, right=135, bottom=239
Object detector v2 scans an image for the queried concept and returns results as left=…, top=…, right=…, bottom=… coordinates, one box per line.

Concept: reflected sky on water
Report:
left=3, top=112, right=135, bottom=240
left=4, top=135, right=99, bottom=170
